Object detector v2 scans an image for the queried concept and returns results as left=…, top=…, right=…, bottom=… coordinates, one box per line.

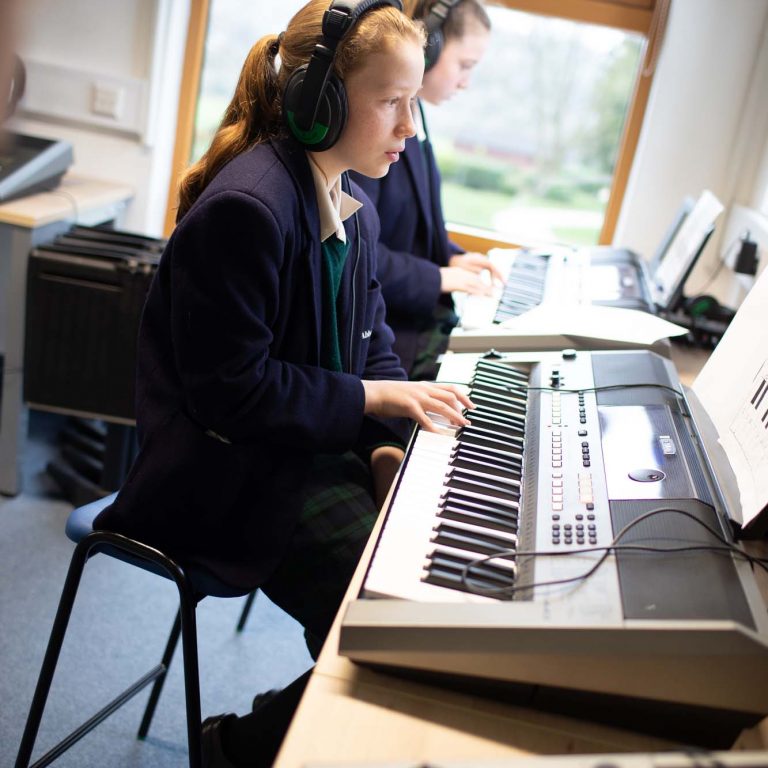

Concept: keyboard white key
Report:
left=363, top=360, right=531, bottom=604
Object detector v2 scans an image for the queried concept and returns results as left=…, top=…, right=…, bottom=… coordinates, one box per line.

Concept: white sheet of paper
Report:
left=692, top=267, right=768, bottom=528
left=653, top=189, right=724, bottom=306
left=498, top=304, right=688, bottom=345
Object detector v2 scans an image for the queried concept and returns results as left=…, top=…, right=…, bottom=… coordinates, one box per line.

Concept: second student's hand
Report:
left=439, top=266, right=494, bottom=296
left=362, top=380, right=474, bottom=432
left=449, top=252, right=506, bottom=284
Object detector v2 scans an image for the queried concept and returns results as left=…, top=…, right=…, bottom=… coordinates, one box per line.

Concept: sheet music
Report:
left=723, top=364, right=768, bottom=523
left=653, top=189, right=723, bottom=305
left=498, top=304, right=688, bottom=344
left=693, top=267, right=768, bottom=528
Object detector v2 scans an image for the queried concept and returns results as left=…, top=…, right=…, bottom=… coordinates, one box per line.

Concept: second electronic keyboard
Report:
left=459, top=247, right=654, bottom=324
left=450, top=192, right=722, bottom=353
left=451, top=247, right=665, bottom=352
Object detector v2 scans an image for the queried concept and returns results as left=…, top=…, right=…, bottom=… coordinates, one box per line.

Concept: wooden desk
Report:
left=0, top=174, right=133, bottom=495
left=277, top=517, right=673, bottom=768
left=278, top=540, right=768, bottom=767
left=276, top=342, right=768, bottom=767
left=668, top=341, right=710, bottom=387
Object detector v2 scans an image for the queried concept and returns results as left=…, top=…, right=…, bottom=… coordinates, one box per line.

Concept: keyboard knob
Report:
left=628, top=468, right=666, bottom=483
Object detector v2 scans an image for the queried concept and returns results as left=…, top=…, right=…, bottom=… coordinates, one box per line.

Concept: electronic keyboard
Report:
left=339, top=349, right=768, bottom=739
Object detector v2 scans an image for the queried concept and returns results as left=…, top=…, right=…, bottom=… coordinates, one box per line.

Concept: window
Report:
left=167, top=0, right=668, bottom=246
left=427, top=5, right=644, bottom=246
left=192, top=2, right=304, bottom=161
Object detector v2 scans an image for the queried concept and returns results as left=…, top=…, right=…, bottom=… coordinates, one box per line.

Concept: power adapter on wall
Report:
left=733, top=232, right=758, bottom=276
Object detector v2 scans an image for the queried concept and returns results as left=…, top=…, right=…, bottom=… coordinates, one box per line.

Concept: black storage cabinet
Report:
left=24, top=231, right=160, bottom=421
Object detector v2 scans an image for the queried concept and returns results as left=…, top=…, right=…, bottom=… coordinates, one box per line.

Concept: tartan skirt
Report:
left=260, top=450, right=378, bottom=659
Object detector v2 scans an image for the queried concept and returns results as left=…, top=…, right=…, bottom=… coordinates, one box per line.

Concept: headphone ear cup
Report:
left=283, top=65, right=347, bottom=151
left=424, top=27, right=443, bottom=70
left=684, top=294, right=718, bottom=319
left=283, top=65, right=316, bottom=143
left=315, top=74, right=347, bottom=152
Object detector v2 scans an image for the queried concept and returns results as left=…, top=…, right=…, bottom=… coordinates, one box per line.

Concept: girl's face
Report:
left=420, top=24, right=490, bottom=105
left=320, top=40, right=424, bottom=180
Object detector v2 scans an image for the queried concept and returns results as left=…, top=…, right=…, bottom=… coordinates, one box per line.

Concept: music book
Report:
left=692, top=265, right=768, bottom=532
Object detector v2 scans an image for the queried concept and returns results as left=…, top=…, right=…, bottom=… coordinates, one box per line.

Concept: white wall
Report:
left=615, top=0, right=768, bottom=307
left=8, top=0, right=190, bottom=237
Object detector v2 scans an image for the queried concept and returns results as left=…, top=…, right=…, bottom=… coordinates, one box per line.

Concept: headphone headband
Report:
left=424, top=0, right=460, bottom=32
left=293, top=0, right=403, bottom=132
left=423, top=0, right=462, bottom=70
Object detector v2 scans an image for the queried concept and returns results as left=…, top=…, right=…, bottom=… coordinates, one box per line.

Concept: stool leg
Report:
left=235, top=589, right=258, bottom=632
left=137, top=609, right=181, bottom=739
left=15, top=543, right=90, bottom=768
left=178, top=589, right=203, bottom=768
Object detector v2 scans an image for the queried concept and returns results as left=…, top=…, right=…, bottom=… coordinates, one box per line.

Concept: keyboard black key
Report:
left=432, top=523, right=517, bottom=556
left=440, top=492, right=520, bottom=520
left=438, top=505, right=518, bottom=534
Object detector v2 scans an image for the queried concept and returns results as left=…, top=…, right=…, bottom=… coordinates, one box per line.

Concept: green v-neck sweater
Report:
left=320, top=234, right=350, bottom=372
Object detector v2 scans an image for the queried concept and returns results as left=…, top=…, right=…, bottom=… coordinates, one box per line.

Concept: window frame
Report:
left=163, top=0, right=211, bottom=236
left=164, top=0, right=669, bottom=248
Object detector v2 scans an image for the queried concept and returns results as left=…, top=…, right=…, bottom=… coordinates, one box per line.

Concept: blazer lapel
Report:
left=403, top=136, right=434, bottom=254
left=271, top=139, right=323, bottom=356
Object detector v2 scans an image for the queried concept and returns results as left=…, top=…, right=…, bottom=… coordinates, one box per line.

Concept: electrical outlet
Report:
left=91, top=83, right=124, bottom=119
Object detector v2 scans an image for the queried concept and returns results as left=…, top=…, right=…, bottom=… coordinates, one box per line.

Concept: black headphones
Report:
left=679, top=293, right=736, bottom=350
left=283, top=0, right=403, bottom=151
left=423, top=0, right=462, bottom=71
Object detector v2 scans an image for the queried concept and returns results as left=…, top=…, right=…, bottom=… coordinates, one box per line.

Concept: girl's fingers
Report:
left=420, top=394, right=471, bottom=427
left=425, top=383, right=475, bottom=411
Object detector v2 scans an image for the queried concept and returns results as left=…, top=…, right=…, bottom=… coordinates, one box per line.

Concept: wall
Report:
left=615, top=0, right=768, bottom=307
left=7, top=0, right=190, bottom=237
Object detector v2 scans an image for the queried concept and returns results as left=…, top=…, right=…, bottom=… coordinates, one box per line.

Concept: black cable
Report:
left=505, top=381, right=690, bottom=416
left=459, top=506, right=768, bottom=598
left=694, top=232, right=746, bottom=295
left=694, top=255, right=727, bottom=296
left=438, top=380, right=686, bottom=404
left=506, top=382, right=686, bottom=402
left=463, top=542, right=768, bottom=598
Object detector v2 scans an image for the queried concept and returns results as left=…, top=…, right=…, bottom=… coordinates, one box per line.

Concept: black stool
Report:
left=15, top=492, right=251, bottom=768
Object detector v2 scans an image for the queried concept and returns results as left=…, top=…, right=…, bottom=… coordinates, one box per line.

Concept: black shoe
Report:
left=251, top=689, right=278, bottom=712
left=201, top=713, right=238, bottom=768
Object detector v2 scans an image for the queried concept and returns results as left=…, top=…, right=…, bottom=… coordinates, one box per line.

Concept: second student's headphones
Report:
left=422, top=0, right=463, bottom=71
left=283, top=0, right=403, bottom=151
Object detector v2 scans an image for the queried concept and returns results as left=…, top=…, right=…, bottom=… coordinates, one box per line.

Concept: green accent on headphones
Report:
left=286, top=110, right=330, bottom=145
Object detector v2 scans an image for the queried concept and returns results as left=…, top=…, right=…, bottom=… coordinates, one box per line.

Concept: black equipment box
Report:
left=24, top=225, right=164, bottom=422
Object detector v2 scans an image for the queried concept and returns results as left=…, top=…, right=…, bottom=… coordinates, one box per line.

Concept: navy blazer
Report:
left=95, top=138, right=408, bottom=590
left=350, top=122, right=462, bottom=373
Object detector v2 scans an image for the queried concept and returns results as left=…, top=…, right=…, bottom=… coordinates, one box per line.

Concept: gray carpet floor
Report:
left=1, top=412, right=313, bottom=767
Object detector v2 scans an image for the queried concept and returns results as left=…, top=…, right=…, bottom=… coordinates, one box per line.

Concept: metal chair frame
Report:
left=15, top=528, right=246, bottom=768
left=236, top=589, right=258, bottom=632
